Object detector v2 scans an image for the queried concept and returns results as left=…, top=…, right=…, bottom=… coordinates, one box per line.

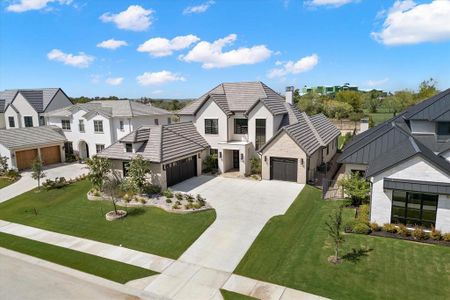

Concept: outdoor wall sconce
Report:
left=264, top=156, right=267, bottom=162
left=197, top=153, right=201, bottom=159
left=240, top=153, right=244, bottom=161
left=219, top=152, right=222, bottom=159
left=162, top=164, right=166, bottom=171
left=300, top=158, right=304, bottom=166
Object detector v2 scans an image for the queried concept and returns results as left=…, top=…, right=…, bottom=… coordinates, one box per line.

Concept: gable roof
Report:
left=404, top=88, right=450, bottom=121
left=260, top=112, right=340, bottom=156
left=178, top=81, right=287, bottom=116
left=0, top=126, right=66, bottom=150
left=1, top=88, right=67, bottom=113
left=98, top=122, right=209, bottom=163
left=44, top=100, right=170, bottom=118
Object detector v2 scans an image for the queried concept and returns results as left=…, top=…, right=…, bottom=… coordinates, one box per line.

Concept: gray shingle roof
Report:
left=0, top=126, right=66, bottom=150
left=309, top=113, right=342, bottom=146
left=44, top=100, right=170, bottom=118
left=98, top=122, right=209, bottom=163
left=178, top=81, right=287, bottom=116
left=1, top=88, right=63, bottom=113
left=0, top=100, right=5, bottom=113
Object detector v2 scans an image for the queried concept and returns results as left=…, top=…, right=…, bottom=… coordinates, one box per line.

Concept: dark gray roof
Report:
left=1, top=88, right=64, bottom=113
left=404, top=88, right=450, bottom=121
left=384, top=178, right=450, bottom=195
left=0, top=126, right=66, bottom=150
left=98, top=122, right=209, bottom=163
left=260, top=112, right=340, bottom=156
left=178, top=81, right=287, bottom=116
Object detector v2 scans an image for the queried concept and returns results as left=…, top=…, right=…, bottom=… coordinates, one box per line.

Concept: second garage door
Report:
left=41, top=146, right=61, bottom=166
left=166, top=155, right=197, bottom=187
left=270, top=157, right=298, bottom=182
left=16, top=149, right=38, bottom=170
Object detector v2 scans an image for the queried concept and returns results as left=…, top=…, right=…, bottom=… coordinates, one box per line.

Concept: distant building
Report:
left=301, top=84, right=358, bottom=95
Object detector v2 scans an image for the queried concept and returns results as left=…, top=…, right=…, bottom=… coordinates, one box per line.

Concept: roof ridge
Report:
left=406, top=88, right=450, bottom=118
left=303, top=113, right=324, bottom=145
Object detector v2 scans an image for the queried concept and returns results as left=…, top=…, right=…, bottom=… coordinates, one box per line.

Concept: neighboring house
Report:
left=0, top=126, right=66, bottom=170
left=0, top=88, right=72, bottom=129
left=338, top=88, right=450, bottom=233
left=98, top=122, right=209, bottom=189
left=175, top=81, right=340, bottom=183
left=44, top=100, right=172, bottom=159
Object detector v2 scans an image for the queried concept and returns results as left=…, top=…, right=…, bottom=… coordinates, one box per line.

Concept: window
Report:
left=125, top=143, right=133, bottom=153
left=79, top=120, right=85, bottom=132
left=39, top=116, right=45, bottom=126
left=205, top=119, right=218, bottom=134
left=255, top=119, right=266, bottom=150
left=61, top=119, right=71, bottom=131
left=391, top=190, right=438, bottom=228
left=437, top=122, right=450, bottom=137
left=96, top=144, right=105, bottom=153
left=122, top=162, right=130, bottom=177
left=154, top=118, right=159, bottom=125
left=119, top=120, right=124, bottom=131
left=24, top=116, right=33, bottom=127
left=8, top=117, right=15, bottom=128
left=94, top=120, right=103, bottom=133
left=234, top=119, right=248, bottom=134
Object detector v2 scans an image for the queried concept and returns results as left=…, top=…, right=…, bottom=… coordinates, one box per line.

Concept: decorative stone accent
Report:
left=105, top=210, right=127, bottom=221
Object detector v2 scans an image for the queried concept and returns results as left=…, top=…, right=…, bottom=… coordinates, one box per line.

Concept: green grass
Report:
left=0, top=232, right=156, bottom=283
left=220, top=290, right=258, bottom=300
left=235, top=185, right=450, bottom=300
left=0, top=178, right=15, bottom=189
left=367, top=111, right=394, bottom=126
left=0, top=180, right=216, bottom=259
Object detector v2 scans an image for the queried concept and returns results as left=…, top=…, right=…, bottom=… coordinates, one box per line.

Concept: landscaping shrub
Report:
left=144, top=184, right=161, bottom=196
left=357, top=204, right=370, bottom=224
left=196, top=194, right=205, bottom=204
left=344, top=219, right=359, bottom=233
left=412, top=226, right=428, bottom=240
left=162, top=188, right=173, bottom=199
left=175, top=200, right=181, bottom=206
left=172, top=203, right=180, bottom=209
left=429, top=227, right=442, bottom=241
left=369, top=222, right=380, bottom=232
left=353, top=222, right=371, bottom=234
left=166, top=199, right=172, bottom=203
left=193, top=202, right=203, bottom=209
left=382, top=223, right=397, bottom=233
left=42, top=177, right=68, bottom=190
left=203, top=154, right=218, bottom=173
left=185, top=194, right=194, bottom=202
left=175, top=193, right=183, bottom=201
left=396, top=224, right=410, bottom=237
left=0, top=156, right=8, bottom=176
left=443, top=233, right=450, bottom=242
left=250, top=157, right=262, bottom=175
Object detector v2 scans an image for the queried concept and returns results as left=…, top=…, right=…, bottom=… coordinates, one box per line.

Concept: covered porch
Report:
left=217, top=141, right=252, bottom=176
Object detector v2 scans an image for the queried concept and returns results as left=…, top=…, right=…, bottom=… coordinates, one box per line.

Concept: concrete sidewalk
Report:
left=0, top=163, right=87, bottom=203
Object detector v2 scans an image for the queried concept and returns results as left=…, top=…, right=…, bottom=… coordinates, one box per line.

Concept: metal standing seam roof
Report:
left=0, top=126, right=66, bottom=150
left=383, top=178, right=450, bottom=195
left=98, top=122, right=209, bottom=163
left=404, top=88, right=450, bottom=121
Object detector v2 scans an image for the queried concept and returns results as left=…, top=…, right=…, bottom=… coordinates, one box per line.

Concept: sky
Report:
left=1, top=0, right=450, bottom=99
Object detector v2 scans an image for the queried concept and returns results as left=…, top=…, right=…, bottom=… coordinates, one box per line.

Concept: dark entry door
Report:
left=270, top=157, right=298, bottom=182
left=166, top=155, right=197, bottom=187
left=232, top=150, right=239, bottom=169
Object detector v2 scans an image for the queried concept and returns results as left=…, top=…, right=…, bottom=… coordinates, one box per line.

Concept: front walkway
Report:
left=0, top=163, right=87, bottom=203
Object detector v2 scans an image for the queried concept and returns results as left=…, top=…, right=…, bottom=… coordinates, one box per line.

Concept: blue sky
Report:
left=1, top=0, right=450, bottom=98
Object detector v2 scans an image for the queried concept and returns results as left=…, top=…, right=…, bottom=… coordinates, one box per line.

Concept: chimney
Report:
left=285, top=86, right=294, bottom=105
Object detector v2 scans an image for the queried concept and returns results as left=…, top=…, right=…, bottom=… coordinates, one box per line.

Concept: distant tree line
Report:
left=294, top=78, right=439, bottom=120
left=70, top=96, right=193, bottom=111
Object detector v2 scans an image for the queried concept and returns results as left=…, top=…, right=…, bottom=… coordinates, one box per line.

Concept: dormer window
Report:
left=125, top=143, right=133, bottom=153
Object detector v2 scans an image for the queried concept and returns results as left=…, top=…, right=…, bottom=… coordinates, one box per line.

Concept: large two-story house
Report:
left=339, top=89, right=450, bottom=233
left=0, top=88, right=72, bottom=129
left=100, top=82, right=340, bottom=189
left=44, top=100, right=172, bottom=159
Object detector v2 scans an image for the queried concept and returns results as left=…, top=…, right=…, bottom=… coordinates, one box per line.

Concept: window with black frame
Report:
left=234, top=118, right=248, bottom=134
left=255, top=119, right=266, bottom=150
left=437, top=122, right=450, bottom=140
left=205, top=119, right=218, bottom=134
left=391, top=190, right=438, bottom=228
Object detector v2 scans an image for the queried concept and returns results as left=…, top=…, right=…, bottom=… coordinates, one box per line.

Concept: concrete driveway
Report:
left=0, top=163, right=88, bottom=203
left=173, top=176, right=304, bottom=272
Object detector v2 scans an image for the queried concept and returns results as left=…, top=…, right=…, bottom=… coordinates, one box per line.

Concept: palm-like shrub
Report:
left=85, top=156, right=111, bottom=191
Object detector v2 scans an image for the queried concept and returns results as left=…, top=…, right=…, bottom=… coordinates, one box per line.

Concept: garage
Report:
left=166, top=155, right=197, bottom=187
left=15, top=149, right=38, bottom=170
left=270, top=157, right=298, bottom=182
left=40, top=146, right=61, bottom=165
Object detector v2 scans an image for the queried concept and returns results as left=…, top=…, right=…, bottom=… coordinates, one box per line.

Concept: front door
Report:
left=85, top=143, right=90, bottom=158
left=232, top=150, right=239, bottom=169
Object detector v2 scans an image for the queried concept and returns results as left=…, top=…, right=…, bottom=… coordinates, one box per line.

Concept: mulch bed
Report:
left=369, top=231, right=450, bottom=247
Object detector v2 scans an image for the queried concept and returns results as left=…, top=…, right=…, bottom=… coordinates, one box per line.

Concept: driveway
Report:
left=0, top=163, right=87, bottom=203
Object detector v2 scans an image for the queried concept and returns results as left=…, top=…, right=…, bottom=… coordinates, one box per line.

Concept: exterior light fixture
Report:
left=240, top=153, right=244, bottom=160
left=300, top=158, right=304, bottom=166
left=219, top=152, right=222, bottom=159
left=197, top=153, right=201, bottom=159
left=264, top=156, right=267, bottom=162
left=162, top=164, right=166, bottom=171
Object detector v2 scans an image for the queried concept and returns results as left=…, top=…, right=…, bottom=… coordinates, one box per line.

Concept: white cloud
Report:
left=105, top=77, right=124, bottom=86
left=372, top=0, right=450, bottom=46
left=305, top=0, right=355, bottom=8
left=136, top=71, right=185, bottom=86
left=180, top=34, right=272, bottom=69
left=6, top=0, right=71, bottom=13
left=47, top=49, right=94, bottom=68
left=365, top=78, right=389, bottom=87
left=137, top=35, right=200, bottom=57
left=100, top=5, right=153, bottom=31
left=97, top=39, right=128, bottom=50
left=183, top=0, right=215, bottom=14
left=268, top=54, right=319, bottom=78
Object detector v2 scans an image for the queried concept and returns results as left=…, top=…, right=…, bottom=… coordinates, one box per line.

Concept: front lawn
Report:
left=235, top=185, right=450, bottom=300
left=0, top=232, right=156, bottom=283
left=0, top=180, right=216, bottom=259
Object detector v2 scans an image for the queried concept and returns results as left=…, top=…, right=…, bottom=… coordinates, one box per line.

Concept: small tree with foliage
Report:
left=339, top=172, right=370, bottom=206
left=31, top=159, right=46, bottom=190
left=250, top=157, right=262, bottom=175
left=102, top=171, right=122, bottom=215
left=325, top=205, right=345, bottom=264
left=85, top=156, right=111, bottom=191
left=203, top=153, right=218, bottom=173
left=128, top=155, right=150, bottom=194
left=0, top=156, right=8, bottom=176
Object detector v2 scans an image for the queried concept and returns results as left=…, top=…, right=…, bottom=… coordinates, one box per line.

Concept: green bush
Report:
left=7, top=169, right=20, bottom=181
left=443, top=233, right=450, bottom=242
left=353, top=222, right=371, bottom=234
left=162, top=188, right=173, bottom=199
left=250, top=157, right=262, bottom=175
left=144, top=184, right=161, bottom=196
left=383, top=223, right=397, bottom=233
left=396, top=224, right=410, bottom=237
left=185, top=194, right=195, bottom=202
left=357, top=204, right=370, bottom=224
left=175, top=193, right=183, bottom=201
left=165, top=199, right=172, bottom=204
left=429, top=227, right=441, bottom=241
left=369, top=222, right=380, bottom=232
left=344, top=219, right=359, bottom=233
left=412, top=226, right=428, bottom=240
left=172, top=203, right=180, bottom=209
left=42, top=177, right=68, bottom=190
